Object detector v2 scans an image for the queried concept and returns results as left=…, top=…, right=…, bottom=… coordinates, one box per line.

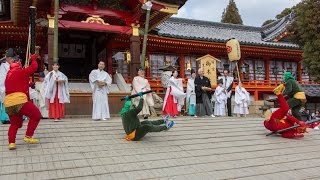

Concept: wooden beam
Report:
left=59, top=20, right=132, bottom=35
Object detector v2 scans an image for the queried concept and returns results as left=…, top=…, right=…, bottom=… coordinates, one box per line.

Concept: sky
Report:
left=173, top=0, right=301, bottom=27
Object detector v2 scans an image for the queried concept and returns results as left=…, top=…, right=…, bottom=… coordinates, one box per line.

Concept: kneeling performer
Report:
left=264, top=84, right=306, bottom=138
left=120, top=92, right=174, bottom=141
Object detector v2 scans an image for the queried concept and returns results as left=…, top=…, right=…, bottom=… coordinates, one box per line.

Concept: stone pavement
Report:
left=1, top=116, right=320, bottom=180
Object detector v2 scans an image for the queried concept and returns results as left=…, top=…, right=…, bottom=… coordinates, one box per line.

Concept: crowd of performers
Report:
left=0, top=48, right=319, bottom=150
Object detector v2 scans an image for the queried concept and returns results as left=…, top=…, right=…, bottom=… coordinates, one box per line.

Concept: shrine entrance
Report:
left=57, top=30, right=112, bottom=81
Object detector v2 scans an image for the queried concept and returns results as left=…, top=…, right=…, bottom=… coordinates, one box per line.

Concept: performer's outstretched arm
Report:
left=22, top=54, right=38, bottom=77
left=130, top=98, right=144, bottom=116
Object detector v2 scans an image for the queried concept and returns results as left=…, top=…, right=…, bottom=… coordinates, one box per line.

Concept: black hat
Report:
left=159, top=65, right=176, bottom=71
left=39, top=72, right=45, bottom=78
left=191, top=69, right=196, bottom=74
left=5, top=48, right=16, bottom=58
left=136, top=67, right=145, bottom=72
left=218, top=79, right=223, bottom=84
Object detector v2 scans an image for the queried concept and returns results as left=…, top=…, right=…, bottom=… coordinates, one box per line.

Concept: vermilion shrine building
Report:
left=0, top=0, right=319, bottom=115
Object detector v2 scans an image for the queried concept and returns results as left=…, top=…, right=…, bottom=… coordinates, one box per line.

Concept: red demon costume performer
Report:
left=264, top=84, right=306, bottom=138
left=4, top=54, right=42, bottom=150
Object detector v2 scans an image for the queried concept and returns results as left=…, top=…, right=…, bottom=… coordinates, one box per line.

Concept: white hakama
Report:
left=214, top=86, right=227, bottom=116
left=234, top=86, right=250, bottom=116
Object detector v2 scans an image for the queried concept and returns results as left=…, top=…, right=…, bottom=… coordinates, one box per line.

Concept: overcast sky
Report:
left=173, top=0, right=301, bottom=26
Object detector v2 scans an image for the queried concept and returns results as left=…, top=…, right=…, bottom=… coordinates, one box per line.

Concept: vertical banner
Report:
left=196, top=54, right=221, bottom=87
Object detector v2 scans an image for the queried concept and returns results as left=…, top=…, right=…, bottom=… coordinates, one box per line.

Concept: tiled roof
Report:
left=261, top=13, right=295, bottom=42
left=156, top=17, right=300, bottom=49
left=301, top=84, right=320, bottom=97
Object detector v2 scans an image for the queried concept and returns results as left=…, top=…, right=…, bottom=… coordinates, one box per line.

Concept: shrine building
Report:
left=0, top=0, right=319, bottom=116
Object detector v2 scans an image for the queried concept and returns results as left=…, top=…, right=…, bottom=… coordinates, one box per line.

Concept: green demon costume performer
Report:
left=282, top=72, right=306, bottom=120
left=120, top=94, right=174, bottom=141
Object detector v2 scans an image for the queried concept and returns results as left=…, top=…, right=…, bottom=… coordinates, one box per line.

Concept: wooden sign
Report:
left=196, top=54, right=221, bottom=87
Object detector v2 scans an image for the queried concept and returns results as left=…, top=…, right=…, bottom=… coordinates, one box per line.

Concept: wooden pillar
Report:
left=129, top=36, right=141, bottom=81
left=264, top=56, right=270, bottom=83
left=47, top=28, right=54, bottom=71
left=254, top=90, right=259, bottom=101
left=180, top=54, right=185, bottom=78
left=297, top=60, right=302, bottom=82
left=106, top=41, right=112, bottom=74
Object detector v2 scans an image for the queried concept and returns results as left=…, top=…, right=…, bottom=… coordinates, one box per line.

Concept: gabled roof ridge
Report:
left=167, top=17, right=262, bottom=32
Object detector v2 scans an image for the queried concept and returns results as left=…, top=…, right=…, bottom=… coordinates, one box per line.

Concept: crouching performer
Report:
left=4, top=54, right=42, bottom=150
left=120, top=92, right=174, bottom=141
left=264, top=84, right=307, bottom=138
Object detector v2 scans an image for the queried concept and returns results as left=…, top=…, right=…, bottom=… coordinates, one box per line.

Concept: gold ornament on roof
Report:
left=82, top=15, right=109, bottom=25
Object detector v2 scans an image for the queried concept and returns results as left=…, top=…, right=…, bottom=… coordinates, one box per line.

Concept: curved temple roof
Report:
left=156, top=15, right=299, bottom=49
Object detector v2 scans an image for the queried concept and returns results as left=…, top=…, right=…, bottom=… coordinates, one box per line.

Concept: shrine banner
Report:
left=196, top=54, right=221, bottom=87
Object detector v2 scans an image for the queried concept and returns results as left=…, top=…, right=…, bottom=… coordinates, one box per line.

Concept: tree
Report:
left=275, top=8, right=292, bottom=19
left=221, top=0, right=243, bottom=25
left=262, top=19, right=276, bottom=26
left=290, top=0, right=320, bottom=81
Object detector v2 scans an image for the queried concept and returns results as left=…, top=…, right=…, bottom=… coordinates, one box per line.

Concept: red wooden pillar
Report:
left=254, top=90, right=259, bottom=101
left=180, top=54, right=185, bottom=78
left=130, top=36, right=141, bottom=81
left=297, top=60, right=302, bottom=82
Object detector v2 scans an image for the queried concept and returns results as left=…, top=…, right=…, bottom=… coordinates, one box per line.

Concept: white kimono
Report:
left=0, top=62, right=9, bottom=103
left=89, top=69, right=112, bottom=120
left=45, top=70, right=70, bottom=104
left=35, top=81, right=48, bottom=118
left=186, top=78, right=196, bottom=112
left=234, top=86, right=250, bottom=115
left=214, top=86, right=227, bottom=116
left=219, top=76, right=234, bottom=98
left=163, top=76, right=186, bottom=112
left=131, top=76, right=154, bottom=116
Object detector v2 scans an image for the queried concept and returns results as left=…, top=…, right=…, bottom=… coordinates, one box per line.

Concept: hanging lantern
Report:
left=186, top=60, right=191, bottom=71
left=226, top=38, right=241, bottom=61
left=124, top=50, right=131, bottom=64
left=145, top=57, right=149, bottom=68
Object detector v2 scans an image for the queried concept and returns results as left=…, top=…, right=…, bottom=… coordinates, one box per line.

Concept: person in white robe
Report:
left=131, top=67, right=154, bottom=119
left=35, top=72, right=48, bottom=118
left=163, top=70, right=186, bottom=117
left=234, top=81, right=250, bottom=117
left=186, top=69, right=196, bottom=116
left=89, top=61, right=112, bottom=121
left=45, top=63, right=70, bottom=121
left=218, top=69, right=234, bottom=117
left=214, top=79, right=227, bottom=116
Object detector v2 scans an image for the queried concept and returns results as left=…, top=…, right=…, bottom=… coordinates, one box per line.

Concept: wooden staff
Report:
left=266, top=118, right=320, bottom=136
left=27, top=6, right=37, bottom=82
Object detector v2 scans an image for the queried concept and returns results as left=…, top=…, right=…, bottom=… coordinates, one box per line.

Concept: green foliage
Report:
left=262, top=19, right=276, bottom=26
left=276, top=8, right=292, bottom=19
left=221, top=0, right=243, bottom=25
left=290, top=0, right=320, bottom=81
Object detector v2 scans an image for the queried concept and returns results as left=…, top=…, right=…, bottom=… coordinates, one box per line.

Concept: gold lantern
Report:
left=124, top=50, right=131, bottom=64
left=145, top=57, right=149, bottom=68
left=186, top=60, right=191, bottom=71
